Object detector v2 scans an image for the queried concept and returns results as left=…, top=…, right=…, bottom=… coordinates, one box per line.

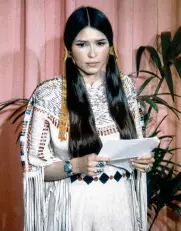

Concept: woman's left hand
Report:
left=131, top=153, right=155, bottom=173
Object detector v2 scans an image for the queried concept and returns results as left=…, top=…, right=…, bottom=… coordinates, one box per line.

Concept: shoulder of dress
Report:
left=121, top=74, right=137, bottom=98
left=33, top=75, right=62, bottom=101
left=32, top=75, right=63, bottom=117
left=35, top=74, right=62, bottom=95
left=121, top=74, right=133, bottom=86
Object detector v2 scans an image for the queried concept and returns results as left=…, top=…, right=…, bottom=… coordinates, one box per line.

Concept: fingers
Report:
left=131, top=153, right=155, bottom=165
left=135, top=154, right=153, bottom=160
left=96, top=155, right=111, bottom=162
left=131, top=157, right=155, bottom=165
left=89, top=153, right=110, bottom=161
left=87, top=166, right=104, bottom=176
left=93, top=168, right=104, bottom=175
left=131, top=153, right=155, bottom=172
left=85, top=154, right=109, bottom=176
left=132, top=162, right=153, bottom=170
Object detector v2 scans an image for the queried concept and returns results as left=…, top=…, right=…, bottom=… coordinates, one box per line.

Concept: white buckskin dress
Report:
left=21, top=74, right=147, bottom=231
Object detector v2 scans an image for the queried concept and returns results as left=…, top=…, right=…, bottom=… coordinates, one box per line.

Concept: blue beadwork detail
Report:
left=70, top=171, right=131, bottom=185
left=114, top=171, right=122, bottom=182
left=83, top=176, right=94, bottom=184
left=99, top=173, right=109, bottom=184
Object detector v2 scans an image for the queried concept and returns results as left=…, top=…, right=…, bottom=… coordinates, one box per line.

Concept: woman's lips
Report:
left=86, top=62, right=100, bottom=67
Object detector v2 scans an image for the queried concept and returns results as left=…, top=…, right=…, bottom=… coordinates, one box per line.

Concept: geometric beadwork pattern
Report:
left=70, top=171, right=131, bottom=185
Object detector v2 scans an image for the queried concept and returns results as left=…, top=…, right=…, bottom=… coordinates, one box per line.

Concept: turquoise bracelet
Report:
left=64, top=160, right=73, bottom=177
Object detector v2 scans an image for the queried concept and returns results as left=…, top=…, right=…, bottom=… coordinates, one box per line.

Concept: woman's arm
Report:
left=44, top=154, right=110, bottom=181
left=27, top=100, right=110, bottom=183
left=29, top=107, right=110, bottom=182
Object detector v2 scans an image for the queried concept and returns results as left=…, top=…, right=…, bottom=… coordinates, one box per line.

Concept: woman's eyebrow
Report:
left=75, top=38, right=107, bottom=43
left=96, top=39, right=107, bottom=42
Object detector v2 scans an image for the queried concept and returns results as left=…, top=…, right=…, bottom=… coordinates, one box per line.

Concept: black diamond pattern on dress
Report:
left=70, top=175, right=78, bottom=183
left=99, top=173, right=109, bottom=184
left=83, top=176, right=94, bottom=184
left=114, top=171, right=122, bottom=182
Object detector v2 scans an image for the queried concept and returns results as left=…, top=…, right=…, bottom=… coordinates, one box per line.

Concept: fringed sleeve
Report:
left=123, top=75, right=147, bottom=231
left=20, top=82, right=72, bottom=231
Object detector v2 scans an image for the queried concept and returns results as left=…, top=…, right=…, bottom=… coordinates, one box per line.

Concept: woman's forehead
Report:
left=74, top=27, right=107, bottom=42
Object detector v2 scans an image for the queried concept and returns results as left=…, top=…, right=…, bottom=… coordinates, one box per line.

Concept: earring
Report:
left=63, top=46, right=76, bottom=64
left=107, top=46, right=116, bottom=64
left=63, top=47, right=72, bottom=62
left=109, top=46, right=115, bottom=56
left=109, top=46, right=118, bottom=58
left=108, top=45, right=121, bottom=74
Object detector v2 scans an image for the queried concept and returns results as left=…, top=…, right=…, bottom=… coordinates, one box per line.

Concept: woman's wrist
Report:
left=70, top=158, right=80, bottom=174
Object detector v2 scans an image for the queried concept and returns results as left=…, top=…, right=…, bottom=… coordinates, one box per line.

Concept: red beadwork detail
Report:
left=78, top=176, right=82, bottom=181
left=97, top=124, right=118, bottom=136
left=34, top=107, right=60, bottom=128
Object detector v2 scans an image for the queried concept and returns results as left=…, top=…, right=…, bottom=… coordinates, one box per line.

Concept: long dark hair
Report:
left=64, top=6, right=137, bottom=158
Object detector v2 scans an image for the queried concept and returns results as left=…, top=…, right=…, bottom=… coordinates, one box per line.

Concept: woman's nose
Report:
left=88, top=46, right=97, bottom=58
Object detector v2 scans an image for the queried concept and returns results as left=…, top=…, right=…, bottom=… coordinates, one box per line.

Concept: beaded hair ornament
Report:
left=58, top=47, right=69, bottom=140
left=58, top=8, right=123, bottom=140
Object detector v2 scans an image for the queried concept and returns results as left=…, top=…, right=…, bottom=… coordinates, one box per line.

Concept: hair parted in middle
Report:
left=63, top=6, right=137, bottom=158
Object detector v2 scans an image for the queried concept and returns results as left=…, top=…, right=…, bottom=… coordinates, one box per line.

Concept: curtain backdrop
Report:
left=0, top=0, right=181, bottom=230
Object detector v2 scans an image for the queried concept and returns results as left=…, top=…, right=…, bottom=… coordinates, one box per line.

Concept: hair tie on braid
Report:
left=109, top=45, right=122, bottom=73
left=58, top=46, right=69, bottom=141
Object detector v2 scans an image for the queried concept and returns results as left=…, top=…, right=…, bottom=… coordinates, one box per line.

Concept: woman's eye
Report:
left=97, top=42, right=106, bottom=46
left=76, top=43, right=87, bottom=47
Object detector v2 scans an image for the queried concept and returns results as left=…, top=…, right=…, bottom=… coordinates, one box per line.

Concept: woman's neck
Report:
left=80, top=71, right=105, bottom=85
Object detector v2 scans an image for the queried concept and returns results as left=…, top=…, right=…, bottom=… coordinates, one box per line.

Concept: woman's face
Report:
left=71, top=27, right=109, bottom=76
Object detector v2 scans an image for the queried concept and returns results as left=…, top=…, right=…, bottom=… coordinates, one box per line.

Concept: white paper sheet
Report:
left=99, top=136, right=160, bottom=172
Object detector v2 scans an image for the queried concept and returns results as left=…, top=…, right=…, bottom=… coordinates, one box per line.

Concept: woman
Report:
left=21, top=6, right=154, bottom=231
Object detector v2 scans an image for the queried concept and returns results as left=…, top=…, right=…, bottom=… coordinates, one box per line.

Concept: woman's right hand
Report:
left=73, top=154, right=110, bottom=176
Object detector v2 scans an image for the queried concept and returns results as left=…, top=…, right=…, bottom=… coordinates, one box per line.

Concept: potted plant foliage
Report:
left=135, top=26, right=181, bottom=230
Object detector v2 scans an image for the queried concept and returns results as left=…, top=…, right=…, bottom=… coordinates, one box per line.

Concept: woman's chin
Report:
left=84, top=68, right=101, bottom=76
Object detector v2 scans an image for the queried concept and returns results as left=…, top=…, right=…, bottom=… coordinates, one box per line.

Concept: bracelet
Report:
left=64, top=160, right=73, bottom=177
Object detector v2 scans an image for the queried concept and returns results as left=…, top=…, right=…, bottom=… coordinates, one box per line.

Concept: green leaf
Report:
left=137, top=76, right=157, bottom=96
left=163, top=173, right=181, bottom=197
left=153, top=96, right=181, bottom=118
left=8, top=104, right=27, bottom=120
left=136, top=46, right=146, bottom=74
left=161, top=31, right=171, bottom=64
left=143, top=112, right=150, bottom=126
left=167, top=203, right=181, bottom=216
left=140, top=96, right=159, bottom=111
left=132, top=70, right=161, bottom=79
left=136, top=46, right=163, bottom=76
left=170, top=58, right=181, bottom=79
left=146, top=46, right=163, bottom=75
left=138, top=100, right=147, bottom=111
left=149, top=115, right=168, bottom=136
left=0, top=99, right=28, bottom=111
left=154, top=93, right=181, bottom=98
left=172, top=194, right=181, bottom=202
left=168, top=147, right=181, bottom=152
left=158, top=135, right=174, bottom=139
left=12, top=111, right=26, bottom=124
left=171, top=26, right=181, bottom=58
left=163, top=65, right=174, bottom=100
left=156, top=164, right=174, bottom=173
left=162, top=159, right=181, bottom=168
left=150, top=130, right=162, bottom=138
